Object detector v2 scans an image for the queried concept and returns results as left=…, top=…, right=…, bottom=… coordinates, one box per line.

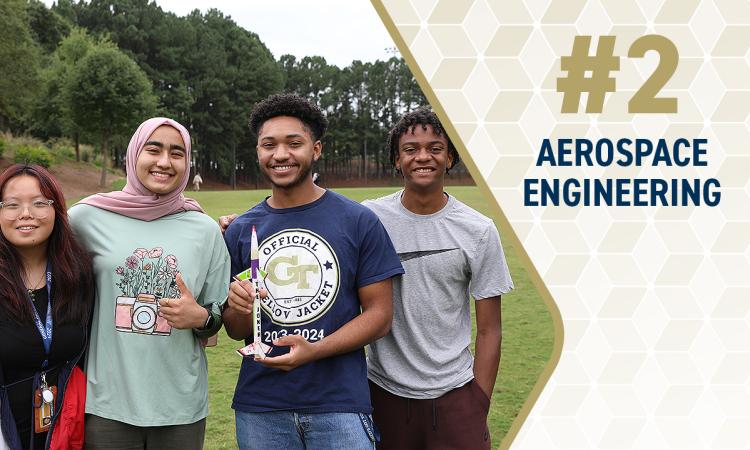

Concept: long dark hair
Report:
left=0, top=164, right=93, bottom=324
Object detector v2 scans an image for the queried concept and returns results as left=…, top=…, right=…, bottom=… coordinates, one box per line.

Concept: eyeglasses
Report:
left=0, top=199, right=55, bottom=220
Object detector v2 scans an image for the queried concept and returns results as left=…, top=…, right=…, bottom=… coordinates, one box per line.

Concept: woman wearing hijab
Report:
left=0, top=164, right=93, bottom=450
left=68, top=118, right=230, bottom=449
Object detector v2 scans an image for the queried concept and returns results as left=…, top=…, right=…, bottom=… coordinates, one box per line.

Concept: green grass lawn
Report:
left=188, top=186, right=554, bottom=449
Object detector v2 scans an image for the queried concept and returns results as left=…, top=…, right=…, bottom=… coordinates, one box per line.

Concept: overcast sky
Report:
left=45, top=0, right=398, bottom=67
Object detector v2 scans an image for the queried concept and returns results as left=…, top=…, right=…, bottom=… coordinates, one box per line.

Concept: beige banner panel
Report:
left=374, top=0, right=750, bottom=448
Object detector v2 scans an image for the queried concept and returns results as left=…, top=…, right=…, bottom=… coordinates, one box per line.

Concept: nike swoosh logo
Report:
left=398, top=248, right=459, bottom=262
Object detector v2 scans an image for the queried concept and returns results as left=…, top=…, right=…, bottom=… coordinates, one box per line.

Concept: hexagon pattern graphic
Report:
left=377, top=0, right=750, bottom=448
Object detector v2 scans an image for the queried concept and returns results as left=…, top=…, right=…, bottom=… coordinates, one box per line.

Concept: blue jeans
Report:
left=235, top=410, right=376, bottom=450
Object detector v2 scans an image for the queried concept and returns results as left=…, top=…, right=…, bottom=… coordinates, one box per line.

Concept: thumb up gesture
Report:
left=158, top=273, right=209, bottom=329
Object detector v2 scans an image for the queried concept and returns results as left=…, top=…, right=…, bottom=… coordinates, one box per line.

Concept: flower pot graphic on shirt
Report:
left=115, top=293, right=172, bottom=336
left=113, top=247, right=179, bottom=336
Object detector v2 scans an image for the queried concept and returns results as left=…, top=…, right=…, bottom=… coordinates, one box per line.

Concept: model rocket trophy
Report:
left=236, top=226, right=272, bottom=359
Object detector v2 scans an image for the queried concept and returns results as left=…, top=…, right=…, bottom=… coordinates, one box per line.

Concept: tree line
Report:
left=0, top=0, right=452, bottom=187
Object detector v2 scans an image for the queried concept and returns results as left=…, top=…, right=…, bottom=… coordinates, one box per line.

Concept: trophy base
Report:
left=236, top=341, right=272, bottom=359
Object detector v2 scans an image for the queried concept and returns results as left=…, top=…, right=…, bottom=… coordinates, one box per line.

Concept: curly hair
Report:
left=249, top=93, right=328, bottom=141
left=387, top=107, right=459, bottom=173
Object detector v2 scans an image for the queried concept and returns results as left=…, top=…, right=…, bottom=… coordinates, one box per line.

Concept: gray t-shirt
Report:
left=364, top=191, right=514, bottom=399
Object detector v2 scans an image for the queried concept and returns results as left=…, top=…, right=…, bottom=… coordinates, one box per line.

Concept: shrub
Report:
left=14, top=145, right=54, bottom=168
left=49, top=138, right=77, bottom=162
left=52, top=145, right=76, bottom=163
left=9, top=136, right=45, bottom=149
left=0, top=139, right=6, bottom=158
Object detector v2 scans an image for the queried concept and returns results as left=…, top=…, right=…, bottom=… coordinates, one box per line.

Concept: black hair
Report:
left=249, top=93, right=328, bottom=141
left=387, top=107, right=459, bottom=173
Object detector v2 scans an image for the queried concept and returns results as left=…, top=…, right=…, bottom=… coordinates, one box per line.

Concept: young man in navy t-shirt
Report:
left=222, top=94, right=404, bottom=450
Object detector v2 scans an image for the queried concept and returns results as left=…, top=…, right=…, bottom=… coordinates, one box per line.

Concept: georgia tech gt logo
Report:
left=259, top=229, right=340, bottom=326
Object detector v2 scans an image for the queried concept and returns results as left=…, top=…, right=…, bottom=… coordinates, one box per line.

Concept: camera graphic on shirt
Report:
left=115, top=293, right=171, bottom=336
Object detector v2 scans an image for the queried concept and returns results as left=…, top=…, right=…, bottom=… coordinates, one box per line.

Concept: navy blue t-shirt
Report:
left=225, top=190, right=404, bottom=413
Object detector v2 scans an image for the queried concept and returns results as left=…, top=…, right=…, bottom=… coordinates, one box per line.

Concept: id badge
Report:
left=33, top=385, right=57, bottom=433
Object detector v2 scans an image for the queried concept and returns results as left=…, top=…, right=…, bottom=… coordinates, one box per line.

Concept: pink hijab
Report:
left=79, top=117, right=204, bottom=221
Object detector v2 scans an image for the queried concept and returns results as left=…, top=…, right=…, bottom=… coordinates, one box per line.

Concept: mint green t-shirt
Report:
left=68, top=204, right=230, bottom=426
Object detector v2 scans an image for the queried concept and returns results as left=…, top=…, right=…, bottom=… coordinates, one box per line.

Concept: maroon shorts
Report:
left=369, top=380, right=492, bottom=450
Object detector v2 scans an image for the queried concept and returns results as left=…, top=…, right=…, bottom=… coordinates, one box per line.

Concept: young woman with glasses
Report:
left=0, top=164, right=94, bottom=449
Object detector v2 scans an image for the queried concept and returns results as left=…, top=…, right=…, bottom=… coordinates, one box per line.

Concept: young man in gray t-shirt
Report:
left=365, top=108, right=514, bottom=449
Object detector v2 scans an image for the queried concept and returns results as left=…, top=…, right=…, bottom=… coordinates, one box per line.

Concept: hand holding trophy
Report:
left=234, top=226, right=272, bottom=359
